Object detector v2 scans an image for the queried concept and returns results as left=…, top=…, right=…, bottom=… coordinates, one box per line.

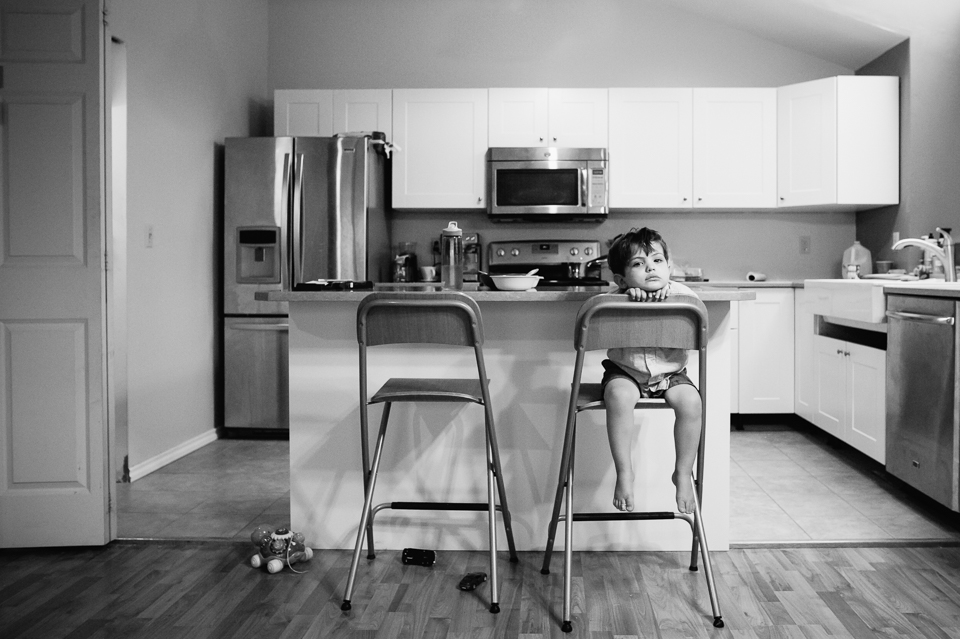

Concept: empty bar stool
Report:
left=341, top=291, right=518, bottom=614
left=540, top=294, right=723, bottom=632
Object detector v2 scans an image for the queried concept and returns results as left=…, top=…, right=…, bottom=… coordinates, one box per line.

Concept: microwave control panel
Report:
left=589, top=168, right=607, bottom=207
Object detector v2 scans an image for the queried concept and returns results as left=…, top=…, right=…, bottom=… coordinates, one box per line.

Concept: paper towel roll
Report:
left=746, top=271, right=767, bottom=282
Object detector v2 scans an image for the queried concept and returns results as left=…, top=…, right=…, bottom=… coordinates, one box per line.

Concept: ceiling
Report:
left=660, top=0, right=911, bottom=70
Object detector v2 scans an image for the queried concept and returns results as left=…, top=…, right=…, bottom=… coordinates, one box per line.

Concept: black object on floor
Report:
left=401, top=548, right=436, bottom=567
left=458, top=572, right=487, bottom=591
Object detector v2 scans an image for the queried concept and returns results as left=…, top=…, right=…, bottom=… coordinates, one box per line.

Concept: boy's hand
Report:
left=625, top=282, right=671, bottom=302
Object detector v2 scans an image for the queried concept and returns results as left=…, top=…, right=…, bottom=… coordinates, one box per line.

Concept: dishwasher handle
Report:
left=886, top=310, right=955, bottom=326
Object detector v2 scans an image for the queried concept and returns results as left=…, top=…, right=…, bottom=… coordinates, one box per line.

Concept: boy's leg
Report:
left=663, top=383, right=702, bottom=513
left=604, top=378, right=642, bottom=511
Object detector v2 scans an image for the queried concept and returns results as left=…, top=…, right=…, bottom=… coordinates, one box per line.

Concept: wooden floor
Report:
left=3, top=543, right=960, bottom=638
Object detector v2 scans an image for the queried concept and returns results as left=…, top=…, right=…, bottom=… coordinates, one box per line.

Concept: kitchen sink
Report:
left=805, top=278, right=960, bottom=323
left=805, top=279, right=890, bottom=323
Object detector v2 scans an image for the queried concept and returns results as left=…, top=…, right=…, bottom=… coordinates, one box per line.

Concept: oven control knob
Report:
left=496, top=249, right=505, bottom=257
left=584, top=247, right=593, bottom=256
left=511, top=249, right=520, bottom=257
left=570, top=248, right=579, bottom=257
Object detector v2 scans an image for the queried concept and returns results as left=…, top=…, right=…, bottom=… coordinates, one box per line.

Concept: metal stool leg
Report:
left=485, top=435, right=501, bottom=614
left=690, top=475, right=723, bottom=628
left=561, top=435, right=575, bottom=633
left=541, top=395, right=580, bottom=575
left=484, top=404, right=519, bottom=562
left=341, top=403, right=391, bottom=611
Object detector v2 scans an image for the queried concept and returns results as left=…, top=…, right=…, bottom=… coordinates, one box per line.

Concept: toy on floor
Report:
left=250, top=525, right=313, bottom=574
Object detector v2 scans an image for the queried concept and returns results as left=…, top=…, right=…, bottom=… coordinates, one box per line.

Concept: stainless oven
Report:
left=487, top=240, right=609, bottom=288
left=487, top=147, right=608, bottom=221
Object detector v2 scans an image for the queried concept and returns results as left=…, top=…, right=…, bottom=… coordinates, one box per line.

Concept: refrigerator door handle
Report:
left=230, top=322, right=289, bottom=332
left=291, top=152, right=305, bottom=284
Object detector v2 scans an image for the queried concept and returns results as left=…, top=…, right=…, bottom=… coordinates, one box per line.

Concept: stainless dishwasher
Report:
left=885, top=294, right=960, bottom=511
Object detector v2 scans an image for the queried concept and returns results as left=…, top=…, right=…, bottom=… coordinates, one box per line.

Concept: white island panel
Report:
left=287, top=298, right=733, bottom=552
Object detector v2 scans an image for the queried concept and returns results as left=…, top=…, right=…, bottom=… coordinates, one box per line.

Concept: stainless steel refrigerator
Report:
left=222, top=133, right=391, bottom=432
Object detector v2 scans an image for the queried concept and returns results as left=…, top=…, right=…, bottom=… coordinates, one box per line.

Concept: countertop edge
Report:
left=258, top=287, right=754, bottom=303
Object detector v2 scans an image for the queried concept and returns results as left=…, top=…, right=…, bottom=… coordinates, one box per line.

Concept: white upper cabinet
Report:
left=693, top=88, right=778, bottom=208
left=392, top=88, right=488, bottom=209
left=609, top=88, right=693, bottom=208
left=333, top=90, right=393, bottom=139
left=274, top=89, right=392, bottom=138
left=488, top=88, right=607, bottom=148
left=274, top=90, right=334, bottom=137
left=777, top=75, right=899, bottom=208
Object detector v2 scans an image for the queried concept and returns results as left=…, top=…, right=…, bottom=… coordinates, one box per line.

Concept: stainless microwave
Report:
left=487, top=147, right=608, bottom=221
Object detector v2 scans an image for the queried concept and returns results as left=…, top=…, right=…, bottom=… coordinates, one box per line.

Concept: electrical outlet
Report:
left=799, top=235, right=811, bottom=254
left=893, top=231, right=900, bottom=245
left=145, top=224, right=155, bottom=248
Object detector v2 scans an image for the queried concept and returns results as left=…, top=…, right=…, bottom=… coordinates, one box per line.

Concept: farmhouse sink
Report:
left=804, top=279, right=892, bottom=323
left=805, top=278, right=960, bottom=323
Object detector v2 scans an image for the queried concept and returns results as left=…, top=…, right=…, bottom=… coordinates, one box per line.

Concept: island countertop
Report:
left=258, top=284, right=755, bottom=303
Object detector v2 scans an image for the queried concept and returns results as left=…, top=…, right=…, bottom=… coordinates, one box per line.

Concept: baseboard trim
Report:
left=128, top=429, right=219, bottom=482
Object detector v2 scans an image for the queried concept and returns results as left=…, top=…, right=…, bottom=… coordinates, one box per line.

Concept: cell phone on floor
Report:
left=401, top=548, right=436, bottom=567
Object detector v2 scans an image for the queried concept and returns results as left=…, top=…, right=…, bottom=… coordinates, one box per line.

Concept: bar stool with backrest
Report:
left=340, top=291, right=519, bottom=614
left=540, top=293, right=723, bottom=632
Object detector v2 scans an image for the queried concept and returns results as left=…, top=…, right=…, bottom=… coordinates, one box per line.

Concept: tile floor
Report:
left=116, top=438, right=290, bottom=540
left=730, top=420, right=960, bottom=544
left=118, top=422, right=960, bottom=544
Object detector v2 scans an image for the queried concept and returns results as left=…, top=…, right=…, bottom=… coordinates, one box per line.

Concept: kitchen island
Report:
left=261, top=286, right=753, bottom=552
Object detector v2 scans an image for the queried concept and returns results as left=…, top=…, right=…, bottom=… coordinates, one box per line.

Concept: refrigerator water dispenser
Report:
left=236, top=226, right=281, bottom=283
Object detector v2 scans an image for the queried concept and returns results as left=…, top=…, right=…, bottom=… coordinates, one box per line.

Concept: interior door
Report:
left=0, top=0, right=109, bottom=547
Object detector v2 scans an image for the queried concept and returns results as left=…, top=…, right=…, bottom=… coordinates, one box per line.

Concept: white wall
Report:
left=267, top=0, right=859, bottom=281
left=106, top=0, right=270, bottom=467
left=857, top=5, right=960, bottom=270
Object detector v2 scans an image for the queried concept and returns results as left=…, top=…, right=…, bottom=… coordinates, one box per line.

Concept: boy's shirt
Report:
left=606, top=280, right=698, bottom=390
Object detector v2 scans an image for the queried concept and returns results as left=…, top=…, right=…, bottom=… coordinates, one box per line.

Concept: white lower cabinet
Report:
left=735, top=289, right=795, bottom=413
left=794, top=288, right=819, bottom=424
left=812, top=334, right=886, bottom=463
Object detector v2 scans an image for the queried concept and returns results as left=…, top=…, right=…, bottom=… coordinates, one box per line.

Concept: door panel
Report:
left=0, top=0, right=107, bottom=547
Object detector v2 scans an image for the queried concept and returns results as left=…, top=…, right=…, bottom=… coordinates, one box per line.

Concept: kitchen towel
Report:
left=746, top=271, right=767, bottom=282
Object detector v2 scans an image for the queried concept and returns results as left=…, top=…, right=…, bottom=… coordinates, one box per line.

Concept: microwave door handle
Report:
left=291, top=153, right=305, bottom=284
left=581, top=168, right=588, bottom=207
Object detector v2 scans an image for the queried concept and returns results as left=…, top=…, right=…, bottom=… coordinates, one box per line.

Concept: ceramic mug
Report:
left=419, top=265, right=438, bottom=282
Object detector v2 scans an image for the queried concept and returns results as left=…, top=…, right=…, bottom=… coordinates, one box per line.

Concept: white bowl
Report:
left=490, top=274, right=542, bottom=291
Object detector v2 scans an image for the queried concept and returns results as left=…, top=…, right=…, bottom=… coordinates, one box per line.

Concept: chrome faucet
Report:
left=892, top=227, right=956, bottom=282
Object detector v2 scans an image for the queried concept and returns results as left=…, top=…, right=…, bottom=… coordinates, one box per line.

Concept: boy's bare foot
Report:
left=672, top=471, right=695, bottom=514
left=613, top=472, right=635, bottom=511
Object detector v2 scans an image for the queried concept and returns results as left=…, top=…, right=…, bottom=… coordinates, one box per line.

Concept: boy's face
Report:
left=614, top=242, right=671, bottom=292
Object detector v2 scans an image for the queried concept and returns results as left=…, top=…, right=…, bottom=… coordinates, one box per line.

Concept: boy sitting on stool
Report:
left=601, top=227, right=702, bottom=514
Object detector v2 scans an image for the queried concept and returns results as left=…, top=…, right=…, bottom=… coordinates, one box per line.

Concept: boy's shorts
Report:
left=600, top=359, right=696, bottom=398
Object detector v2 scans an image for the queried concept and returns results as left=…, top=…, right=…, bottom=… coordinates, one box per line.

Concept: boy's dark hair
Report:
left=607, top=227, right=670, bottom=276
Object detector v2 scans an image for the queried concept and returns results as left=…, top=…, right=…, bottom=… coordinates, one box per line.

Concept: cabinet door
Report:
left=813, top=335, right=845, bottom=439
left=729, top=298, right=739, bottom=413
left=392, top=89, right=488, bottom=209
left=845, top=342, right=885, bottom=463
left=333, top=89, right=392, bottom=139
left=738, top=289, right=795, bottom=413
left=274, top=90, right=334, bottom=136
left=488, top=88, right=549, bottom=147
left=836, top=75, right=899, bottom=206
left=777, top=77, right=838, bottom=207
left=548, top=88, right=608, bottom=148
left=793, top=288, right=819, bottom=423
left=693, top=88, right=777, bottom=208
left=609, top=88, right=693, bottom=208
